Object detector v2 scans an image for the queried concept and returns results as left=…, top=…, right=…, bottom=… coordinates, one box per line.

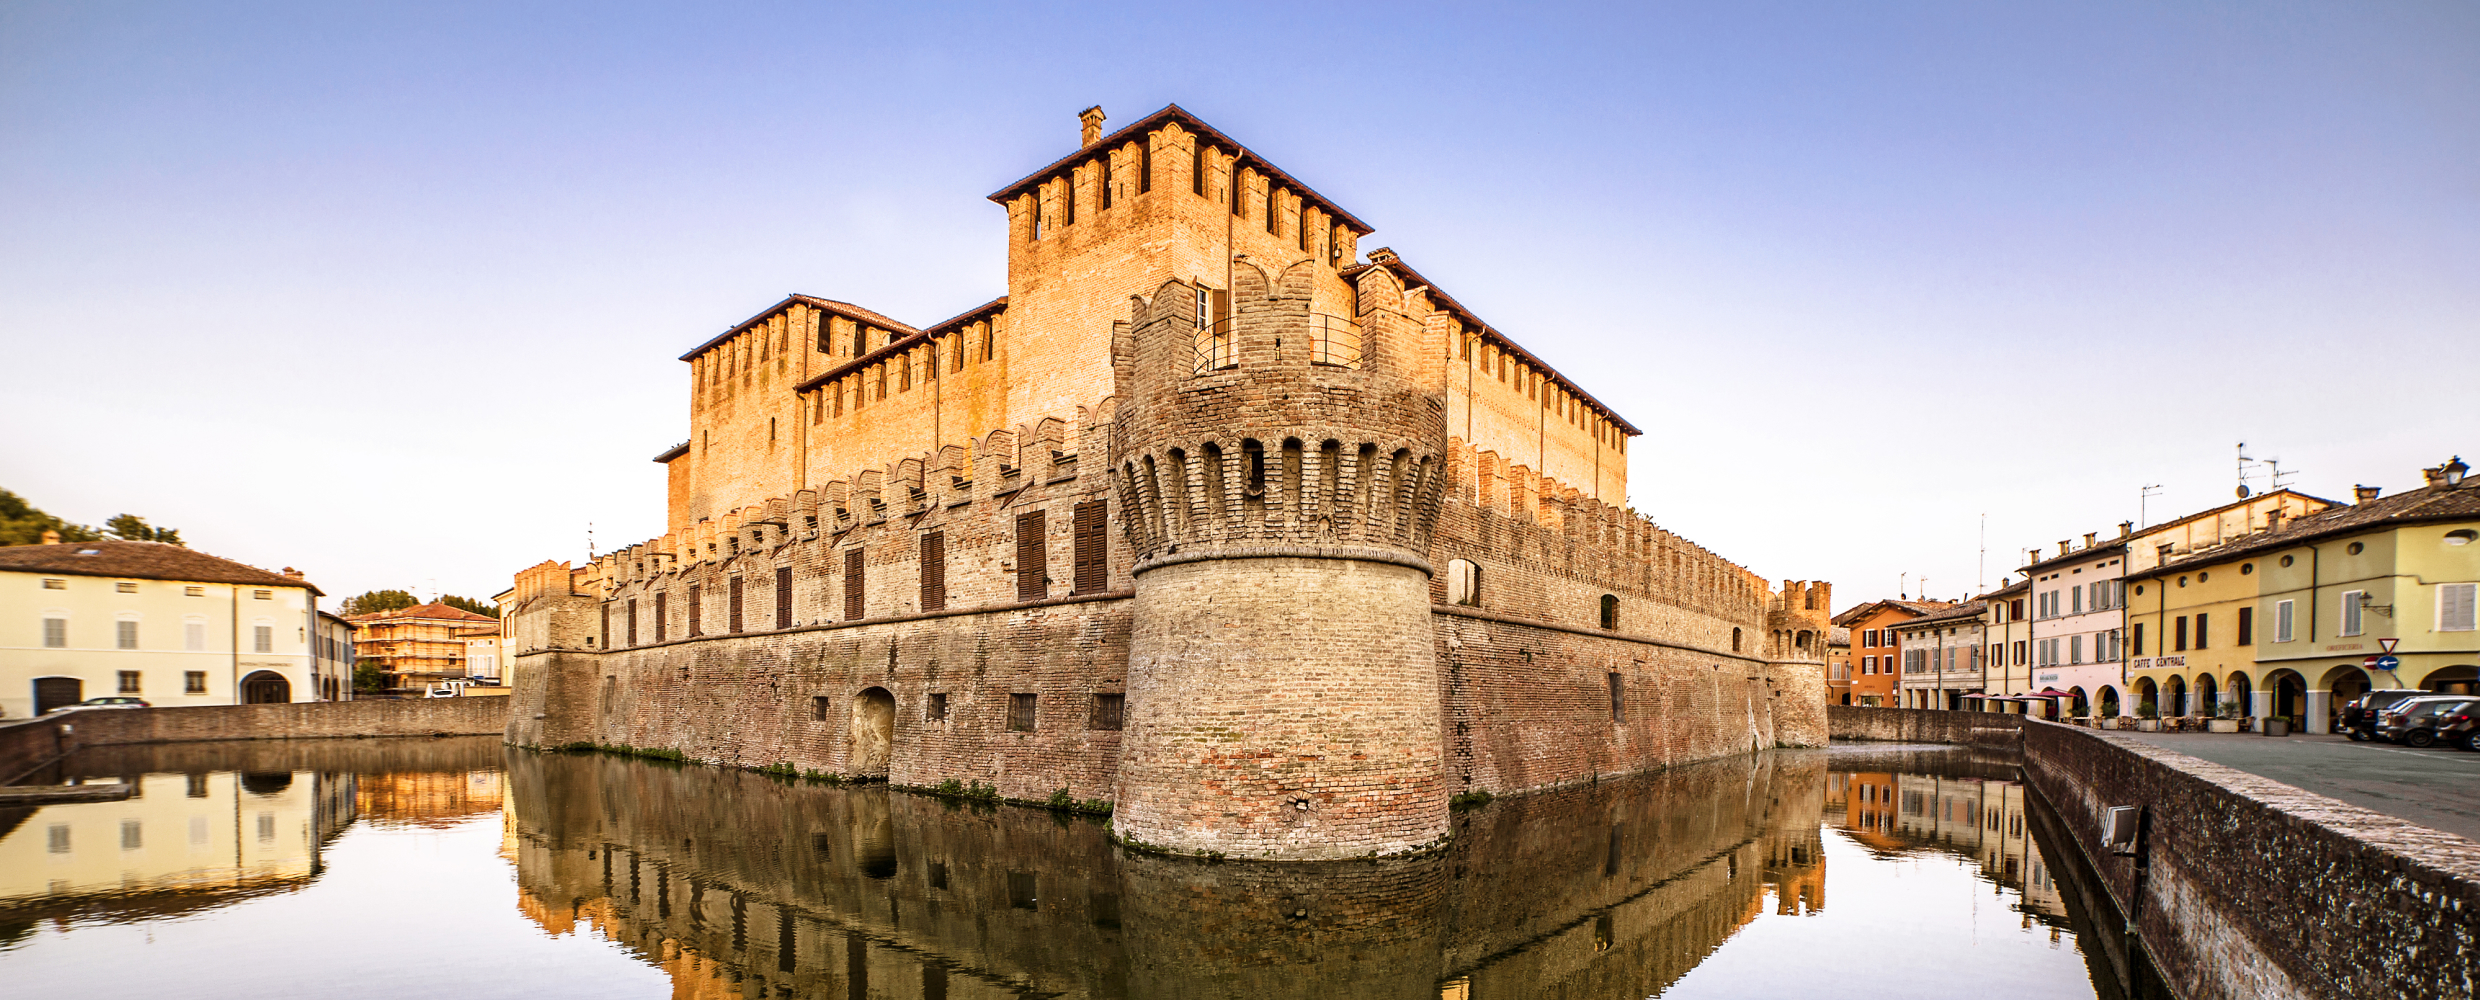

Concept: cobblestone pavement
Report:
left=2114, top=729, right=2480, bottom=842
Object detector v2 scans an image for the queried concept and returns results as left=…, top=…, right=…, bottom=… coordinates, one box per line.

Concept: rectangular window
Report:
left=1007, top=693, right=1036, bottom=732
left=2341, top=590, right=2364, bottom=636
left=2174, top=616, right=2188, bottom=652
left=116, top=581, right=138, bottom=594
left=2274, top=599, right=2295, bottom=642
left=627, top=599, right=639, bottom=647
left=1091, top=693, right=1124, bottom=731
left=812, top=696, right=830, bottom=721
left=2441, top=583, right=2478, bottom=632
left=185, top=586, right=204, bottom=597
left=2129, top=624, right=2143, bottom=657
left=254, top=590, right=271, bottom=600
left=118, top=670, right=141, bottom=694
left=729, top=577, right=744, bottom=633
left=1861, top=655, right=1874, bottom=674
left=928, top=692, right=948, bottom=721
left=253, top=625, right=272, bottom=653
left=919, top=532, right=947, bottom=612
left=776, top=566, right=793, bottom=629
left=844, top=549, right=866, bottom=620
left=689, top=584, right=703, bottom=636
left=2237, top=606, right=2254, bottom=646
left=1862, top=629, right=1876, bottom=648
left=1016, top=510, right=1048, bottom=602
left=42, top=578, right=65, bottom=590
left=44, top=617, right=67, bottom=647
left=2014, top=639, right=2029, bottom=664
left=600, top=603, right=610, bottom=647
left=1073, top=500, right=1108, bottom=594
left=117, top=620, right=139, bottom=649
left=2072, top=587, right=2083, bottom=615
left=1139, top=139, right=1153, bottom=193
left=2195, top=612, right=2210, bottom=650
left=185, top=671, right=207, bottom=694
left=655, top=591, right=668, bottom=642
left=1608, top=673, right=1625, bottom=722
left=1191, top=143, right=1205, bottom=196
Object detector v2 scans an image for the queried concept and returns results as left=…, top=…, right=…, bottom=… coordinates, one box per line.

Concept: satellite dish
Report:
left=2236, top=485, right=2251, bottom=498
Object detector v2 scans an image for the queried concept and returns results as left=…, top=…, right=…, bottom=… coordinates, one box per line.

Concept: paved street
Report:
left=2115, top=730, right=2480, bottom=843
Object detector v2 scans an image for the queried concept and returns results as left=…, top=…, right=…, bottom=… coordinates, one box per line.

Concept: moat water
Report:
left=0, top=738, right=2160, bottom=999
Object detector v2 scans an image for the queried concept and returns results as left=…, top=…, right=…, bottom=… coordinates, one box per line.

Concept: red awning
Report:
left=2033, top=688, right=2075, bottom=698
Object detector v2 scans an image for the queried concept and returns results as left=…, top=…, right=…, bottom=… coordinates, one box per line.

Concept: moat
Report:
left=1, top=738, right=2159, bottom=999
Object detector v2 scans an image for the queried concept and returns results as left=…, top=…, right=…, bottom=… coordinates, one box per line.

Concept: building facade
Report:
left=2021, top=533, right=2128, bottom=717
left=313, top=610, right=354, bottom=703
left=1976, top=579, right=2032, bottom=711
left=0, top=539, right=322, bottom=718
left=346, top=602, right=499, bottom=692
left=507, top=104, right=1830, bottom=860
left=2126, top=459, right=2479, bottom=732
left=1830, top=600, right=1952, bottom=706
left=1894, top=601, right=1986, bottom=710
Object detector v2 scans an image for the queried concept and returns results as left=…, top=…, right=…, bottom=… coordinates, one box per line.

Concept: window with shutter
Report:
left=1017, top=510, right=1048, bottom=602
left=920, top=532, right=947, bottom=611
left=1072, top=501, right=1107, bottom=594
left=1008, top=693, right=1037, bottom=732
left=2275, top=599, right=2294, bottom=642
left=845, top=549, right=866, bottom=621
left=2438, top=582, right=2477, bottom=632
left=627, top=599, right=638, bottom=647
left=1090, top=693, right=1124, bottom=730
left=729, top=577, right=744, bottom=633
left=689, top=585, right=702, bottom=636
left=776, top=566, right=793, bottom=628
left=655, top=592, right=668, bottom=642
left=2237, top=606, right=2253, bottom=646
left=2194, top=612, right=2209, bottom=650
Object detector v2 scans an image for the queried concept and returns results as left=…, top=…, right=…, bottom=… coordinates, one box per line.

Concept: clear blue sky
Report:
left=3, top=2, right=2473, bottom=609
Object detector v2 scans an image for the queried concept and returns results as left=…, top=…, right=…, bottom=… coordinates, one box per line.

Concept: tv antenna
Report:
left=2266, top=457, right=2298, bottom=492
left=2235, top=442, right=2258, bottom=499
left=588, top=521, right=596, bottom=560
left=1977, top=514, right=1987, bottom=596
left=1899, top=572, right=1908, bottom=600
left=2139, top=483, right=2163, bottom=527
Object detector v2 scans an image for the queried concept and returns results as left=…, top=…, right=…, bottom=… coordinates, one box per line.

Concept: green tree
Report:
left=104, top=513, right=183, bottom=546
left=441, top=594, right=501, bottom=619
left=339, top=589, right=420, bottom=616
left=0, top=488, right=102, bottom=546
left=352, top=660, right=390, bottom=694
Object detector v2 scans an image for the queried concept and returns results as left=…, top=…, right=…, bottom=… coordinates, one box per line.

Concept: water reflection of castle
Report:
left=1823, top=765, right=2068, bottom=927
left=504, top=751, right=1831, bottom=999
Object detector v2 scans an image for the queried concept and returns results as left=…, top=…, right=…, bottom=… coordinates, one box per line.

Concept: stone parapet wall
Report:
left=1826, top=705, right=2027, bottom=746
left=0, top=699, right=509, bottom=783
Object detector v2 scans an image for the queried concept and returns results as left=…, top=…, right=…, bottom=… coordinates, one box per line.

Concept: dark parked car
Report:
left=2341, top=689, right=2433, bottom=740
left=2429, top=702, right=2480, bottom=752
left=46, top=696, right=151, bottom=714
left=2376, top=696, right=2476, bottom=748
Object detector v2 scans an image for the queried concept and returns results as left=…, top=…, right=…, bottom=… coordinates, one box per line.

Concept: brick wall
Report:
left=0, top=698, right=509, bottom=783
left=1827, top=705, right=2027, bottom=746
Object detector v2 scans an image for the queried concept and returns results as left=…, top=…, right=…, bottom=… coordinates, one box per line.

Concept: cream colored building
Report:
left=0, top=539, right=323, bottom=719
left=0, top=768, right=348, bottom=911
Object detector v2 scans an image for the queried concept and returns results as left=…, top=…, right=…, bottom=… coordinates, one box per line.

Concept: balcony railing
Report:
left=1189, top=314, right=1364, bottom=375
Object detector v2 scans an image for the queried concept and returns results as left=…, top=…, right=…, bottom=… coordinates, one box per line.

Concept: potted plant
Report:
left=2208, top=699, right=2243, bottom=733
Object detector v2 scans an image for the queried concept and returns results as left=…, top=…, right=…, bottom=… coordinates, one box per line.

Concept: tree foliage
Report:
left=0, top=489, right=184, bottom=547
left=352, top=661, right=390, bottom=694
left=105, top=513, right=182, bottom=545
left=339, top=589, right=420, bottom=616
left=441, top=594, right=501, bottom=619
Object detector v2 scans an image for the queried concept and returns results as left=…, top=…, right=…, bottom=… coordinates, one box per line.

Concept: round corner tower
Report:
left=1109, top=258, right=1451, bottom=861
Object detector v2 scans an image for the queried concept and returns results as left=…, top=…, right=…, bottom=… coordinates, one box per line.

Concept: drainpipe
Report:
left=230, top=586, right=240, bottom=705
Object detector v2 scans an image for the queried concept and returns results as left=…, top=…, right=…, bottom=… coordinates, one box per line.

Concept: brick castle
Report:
left=506, top=105, right=1833, bottom=860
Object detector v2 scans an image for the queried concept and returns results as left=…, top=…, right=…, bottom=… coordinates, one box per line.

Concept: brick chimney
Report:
left=1079, top=106, right=1105, bottom=147
left=2354, top=484, right=2382, bottom=503
left=2118, top=521, right=2133, bottom=539
left=2058, top=540, right=2072, bottom=556
left=282, top=567, right=304, bottom=580
left=41, top=529, right=60, bottom=545
left=2084, top=532, right=2098, bottom=548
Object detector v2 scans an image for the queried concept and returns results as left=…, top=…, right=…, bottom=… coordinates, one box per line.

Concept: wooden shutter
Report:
left=688, top=585, right=701, bottom=636
left=2442, top=584, right=2477, bottom=632
left=1073, top=501, right=1107, bottom=594
left=655, top=592, right=667, bottom=642
left=776, top=566, right=793, bottom=629
left=626, top=599, right=637, bottom=647
left=920, top=532, right=947, bottom=611
left=729, top=577, right=744, bottom=633
left=1016, top=510, right=1047, bottom=602
left=844, top=549, right=866, bottom=621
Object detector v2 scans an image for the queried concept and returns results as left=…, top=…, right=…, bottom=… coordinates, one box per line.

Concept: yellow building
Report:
left=345, top=601, right=497, bottom=691
left=2127, top=458, right=2478, bottom=732
left=0, top=538, right=324, bottom=718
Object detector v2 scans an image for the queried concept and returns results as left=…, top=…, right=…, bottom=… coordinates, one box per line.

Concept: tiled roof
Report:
left=0, top=540, right=321, bottom=595
left=678, top=294, right=922, bottom=363
left=1897, top=601, right=1989, bottom=628
left=1343, top=251, right=1641, bottom=436
left=346, top=602, right=498, bottom=625
left=2018, top=540, right=2127, bottom=576
left=985, top=104, right=1374, bottom=234
left=1828, top=598, right=1955, bottom=627
left=2162, top=481, right=2480, bottom=570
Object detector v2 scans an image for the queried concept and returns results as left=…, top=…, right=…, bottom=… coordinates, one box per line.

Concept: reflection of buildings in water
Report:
left=0, top=768, right=349, bottom=922
left=503, top=750, right=1832, bottom=999
left=1825, top=769, right=2069, bottom=926
left=356, top=769, right=502, bottom=828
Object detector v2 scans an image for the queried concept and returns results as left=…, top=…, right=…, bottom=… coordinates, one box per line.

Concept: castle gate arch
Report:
left=850, top=687, right=896, bottom=778
left=241, top=670, right=291, bottom=704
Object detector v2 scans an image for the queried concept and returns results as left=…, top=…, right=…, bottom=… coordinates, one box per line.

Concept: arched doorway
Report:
left=2166, top=675, right=2187, bottom=717
left=2132, top=677, right=2160, bottom=718
left=2098, top=686, right=2121, bottom=718
left=2194, top=674, right=2219, bottom=717
left=2227, top=672, right=2255, bottom=719
left=2069, top=687, right=2090, bottom=718
left=2266, top=669, right=2307, bottom=728
left=240, top=671, right=290, bottom=704
left=33, top=676, right=82, bottom=716
left=2424, top=665, right=2478, bottom=695
left=849, top=687, right=895, bottom=779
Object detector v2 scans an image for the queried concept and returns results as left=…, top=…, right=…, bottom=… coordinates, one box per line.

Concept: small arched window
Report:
left=1447, top=559, right=1482, bottom=607
left=1599, top=594, right=1619, bottom=631
left=1731, top=627, right=1743, bottom=652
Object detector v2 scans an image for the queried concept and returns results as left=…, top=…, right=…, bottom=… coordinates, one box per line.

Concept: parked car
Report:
left=2428, top=702, right=2480, bottom=752
left=46, top=696, right=151, bottom=714
left=2341, top=689, right=2433, bottom=740
left=2375, top=696, right=2475, bottom=748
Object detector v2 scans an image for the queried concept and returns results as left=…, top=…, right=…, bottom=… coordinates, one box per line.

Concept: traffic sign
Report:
left=2379, top=638, right=2400, bottom=654
left=2374, top=654, right=2401, bottom=671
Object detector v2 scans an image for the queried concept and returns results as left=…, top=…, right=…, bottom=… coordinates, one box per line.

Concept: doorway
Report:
left=850, top=687, right=895, bottom=778
left=33, top=676, right=81, bottom=716
left=241, top=670, right=291, bottom=704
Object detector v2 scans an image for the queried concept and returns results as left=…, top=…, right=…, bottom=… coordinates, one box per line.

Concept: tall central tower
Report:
left=1109, top=258, right=1451, bottom=860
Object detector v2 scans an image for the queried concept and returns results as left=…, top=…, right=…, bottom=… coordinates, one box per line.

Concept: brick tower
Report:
left=1108, top=255, right=1452, bottom=860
